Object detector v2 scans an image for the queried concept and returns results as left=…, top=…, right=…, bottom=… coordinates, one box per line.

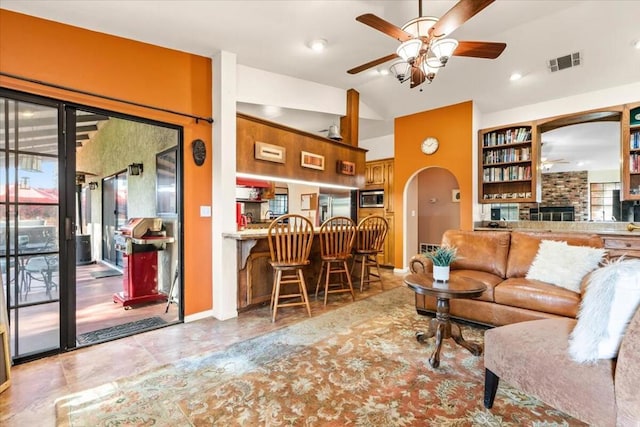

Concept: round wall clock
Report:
left=192, top=139, right=206, bottom=166
left=421, top=137, right=439, bottom=155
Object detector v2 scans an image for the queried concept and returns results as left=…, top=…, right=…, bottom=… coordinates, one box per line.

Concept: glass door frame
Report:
left=1, top=88, right=185, bottom=363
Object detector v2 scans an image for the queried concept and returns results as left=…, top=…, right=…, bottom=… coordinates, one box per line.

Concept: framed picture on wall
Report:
left=156, top=147, right=177, bottom=215
left=255, top=141, right=286, bottom=163
left=301, top=151, right=324, bottom=170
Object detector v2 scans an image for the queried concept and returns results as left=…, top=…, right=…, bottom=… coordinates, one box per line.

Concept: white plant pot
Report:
left=433, top=265, right=450, bottom=282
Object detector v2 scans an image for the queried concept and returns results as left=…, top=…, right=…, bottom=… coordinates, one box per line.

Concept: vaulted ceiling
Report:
left=2, top=1, right=639, bottom=143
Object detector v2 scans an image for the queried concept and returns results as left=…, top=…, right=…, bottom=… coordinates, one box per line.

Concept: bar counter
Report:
left=223, top=228, right=324, bottom=310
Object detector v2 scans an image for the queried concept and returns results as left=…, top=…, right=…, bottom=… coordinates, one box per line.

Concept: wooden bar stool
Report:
left=351, top=215, right=389, bottom=292
left=314, top=216, right=356, bottom=306
left=267, top=214, right=314, bottom=322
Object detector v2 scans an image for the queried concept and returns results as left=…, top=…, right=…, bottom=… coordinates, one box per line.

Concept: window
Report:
left=268, top=194, right=288, bottom=216
left=590, top=182, right=620, bottom=221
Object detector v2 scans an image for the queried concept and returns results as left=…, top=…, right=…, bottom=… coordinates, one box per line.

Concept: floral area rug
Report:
left=56, top=286, right=585, bottom=426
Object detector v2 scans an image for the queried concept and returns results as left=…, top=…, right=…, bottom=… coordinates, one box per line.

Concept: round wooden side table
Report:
left=404, top=273, right=487, bottom=368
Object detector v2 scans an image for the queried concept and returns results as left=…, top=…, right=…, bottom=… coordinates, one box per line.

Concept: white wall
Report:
left=589, top=169, right=620, bottom=183
left=480, top=82, right=640, bottom=129
left=359, top=134, right=394, bottom=160
left=287, top=183, right=320, bottom=226
left=237, top=65, right=382, bottom=121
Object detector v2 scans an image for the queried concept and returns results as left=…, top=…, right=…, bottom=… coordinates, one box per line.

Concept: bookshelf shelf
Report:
left=478, top=124, right=539, bottom=204
left=624, top=103, right=640, bottom=200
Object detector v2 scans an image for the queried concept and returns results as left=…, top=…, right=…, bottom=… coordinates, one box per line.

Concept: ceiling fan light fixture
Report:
left=389, top=60, right=411, bottom=82
left=421, top=59, right=440, bottom=82
left=430, top=38, right=458, bottom=65
left=396, top=39, right=423, bottom=62
left=401, top=16, right=439, bottom=39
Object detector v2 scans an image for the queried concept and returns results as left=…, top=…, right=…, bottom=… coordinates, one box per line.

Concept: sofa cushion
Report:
left=526, top=240, right=605, bottom=292
left=494, top=277, right=581, bottom=317
left=451, top=269, right=503, bottom=302
left=506, top=231, right=604, bottom=278
left=443, top=230, right=511, bottom=278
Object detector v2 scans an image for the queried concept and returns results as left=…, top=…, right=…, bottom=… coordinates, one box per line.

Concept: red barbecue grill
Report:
left=113, top=217, right=174, bottom=309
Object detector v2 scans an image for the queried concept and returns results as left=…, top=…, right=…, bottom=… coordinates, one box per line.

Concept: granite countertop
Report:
left=223, top=229, right=270, bottom=240
left=223, top=227, right=323, bottom=240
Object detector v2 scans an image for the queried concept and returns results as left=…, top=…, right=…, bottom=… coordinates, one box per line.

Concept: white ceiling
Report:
left=2, top=0, right=640, bottom=145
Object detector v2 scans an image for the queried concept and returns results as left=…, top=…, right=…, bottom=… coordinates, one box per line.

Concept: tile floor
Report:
left=0, top=269, right=406, bottom=426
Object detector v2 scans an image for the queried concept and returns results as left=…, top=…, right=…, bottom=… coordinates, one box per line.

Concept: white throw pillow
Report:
left=526, top=240, right=606, bottom=292
left=569, top=258, right=640, bottom=363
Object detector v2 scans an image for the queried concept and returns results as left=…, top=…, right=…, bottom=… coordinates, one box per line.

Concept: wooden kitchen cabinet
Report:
left=385, top=161, right=394, bottom=213
left=365, top=161, right=386, bottom=187
left=360, top=158, right=395, bottom=266
left=356, top=208, right=394, bottom=268
left=382, top=213, right=394, bottom=267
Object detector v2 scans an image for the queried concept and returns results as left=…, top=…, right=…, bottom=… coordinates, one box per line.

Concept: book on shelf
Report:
left=483, top=127, right=532, bottom=147
left=631, top=130, right=639, bottom=150
left=483, top=165, right=532, bottom=182
left=631, top=153, right=639, bottom=173
left=483, top=146, right=531, bottom=164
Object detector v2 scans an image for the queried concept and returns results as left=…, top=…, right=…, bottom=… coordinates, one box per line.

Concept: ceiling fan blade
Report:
left=430, top=0, right=495, bottom=38
left=453, top=41, right=506, bottom=59
left=356, top=13, right=413, bottom=42
left=410, top=67, right=425, bottom=88
left=347, top=53, right=399, bottom=74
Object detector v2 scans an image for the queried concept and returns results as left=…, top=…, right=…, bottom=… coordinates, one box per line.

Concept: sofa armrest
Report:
left=615, top=306, right=640, bottom=425
left=409, top=254, right=433, bottom=274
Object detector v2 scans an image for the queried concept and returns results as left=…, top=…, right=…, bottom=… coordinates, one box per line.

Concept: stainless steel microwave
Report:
left=359, top=190, right=384, bottom=208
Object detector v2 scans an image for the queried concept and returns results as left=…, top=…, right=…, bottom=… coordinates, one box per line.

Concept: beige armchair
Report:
left=483, top=306, right=640, bottom=426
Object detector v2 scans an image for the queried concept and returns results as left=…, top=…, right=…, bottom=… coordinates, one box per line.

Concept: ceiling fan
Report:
left=541, top=158, right=570, bottom=171
left=347, top=0, right=507, bottom=88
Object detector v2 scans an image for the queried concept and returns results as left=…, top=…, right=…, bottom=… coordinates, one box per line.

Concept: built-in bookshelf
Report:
left=479, top=124, right=539, bottom=203
left=626, top=104, right=640, bottom=200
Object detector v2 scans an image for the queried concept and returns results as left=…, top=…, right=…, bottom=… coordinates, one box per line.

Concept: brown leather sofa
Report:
left=410, top=229, right=605, bottom=326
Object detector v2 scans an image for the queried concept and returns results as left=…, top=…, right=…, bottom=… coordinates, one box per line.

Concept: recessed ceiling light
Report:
left=378, top=69, right=390, bottom=76
left=309, top=39, right=327, bottom=52
left=634, top=39, right=640, bottom=49
left=262, top=105, right=282, bottom=118
left=509, top=72, right=522, bottom=81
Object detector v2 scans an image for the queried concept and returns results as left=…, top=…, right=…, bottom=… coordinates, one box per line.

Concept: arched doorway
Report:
left=403, top=167, right=460, bottom=267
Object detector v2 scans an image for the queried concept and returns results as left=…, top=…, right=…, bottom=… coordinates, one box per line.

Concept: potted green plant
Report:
left=423, top=245, right=458, bottom=282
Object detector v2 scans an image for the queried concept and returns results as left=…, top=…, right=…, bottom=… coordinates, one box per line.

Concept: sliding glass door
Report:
left=0, top=94, right=62, bottom=361
left=1, top=89, right=184, bottom=363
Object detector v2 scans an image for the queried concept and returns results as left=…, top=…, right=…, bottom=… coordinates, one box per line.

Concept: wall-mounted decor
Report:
left=157, top=147, right=177, bottom=215
left=336, top=160, right=355, bottom=176
left=192, top=139, right=206, bottom=166
left=452, top=189, right=461, bottom=203
left=301, top=151, right=325, bottom=170
left=255, top=141, right=286, bottom=163
left=300, top=193, right=318, bottom=211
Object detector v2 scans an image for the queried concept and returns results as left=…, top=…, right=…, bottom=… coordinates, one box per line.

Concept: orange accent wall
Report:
left=0, top=10, right=213, bottom=315
left=393, top=101, right=474, bottom=266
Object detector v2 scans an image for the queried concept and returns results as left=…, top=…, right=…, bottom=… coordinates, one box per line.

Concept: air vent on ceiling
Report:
left=548, top=52, right=581, bottom=72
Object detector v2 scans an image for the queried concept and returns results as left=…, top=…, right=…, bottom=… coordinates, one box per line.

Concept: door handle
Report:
left=65, top=217, right=75, bottom=240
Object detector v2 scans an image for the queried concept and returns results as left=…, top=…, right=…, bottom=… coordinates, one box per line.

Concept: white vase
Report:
left=433, top=265, right=450, bottom=282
